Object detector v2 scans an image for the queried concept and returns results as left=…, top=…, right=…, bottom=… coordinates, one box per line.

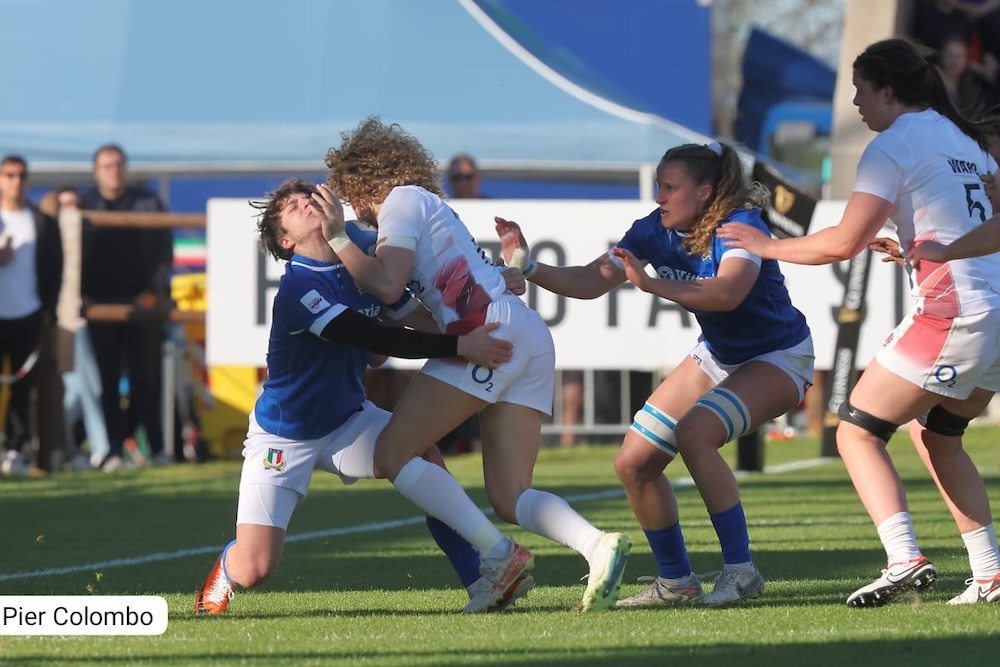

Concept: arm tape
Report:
left=319, top=308, right=458, bottom=358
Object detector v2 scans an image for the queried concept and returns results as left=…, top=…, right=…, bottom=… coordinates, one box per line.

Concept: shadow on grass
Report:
left=4, top=636, right=998, bottom=666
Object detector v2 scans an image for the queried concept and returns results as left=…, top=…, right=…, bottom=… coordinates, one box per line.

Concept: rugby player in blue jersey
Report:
left=195, top=178, right=519, bottom=615
left=497, top=142, right=814, bottom=606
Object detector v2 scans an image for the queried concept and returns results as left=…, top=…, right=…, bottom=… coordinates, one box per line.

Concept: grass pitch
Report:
left=2, top=428, right=1000, bottom=666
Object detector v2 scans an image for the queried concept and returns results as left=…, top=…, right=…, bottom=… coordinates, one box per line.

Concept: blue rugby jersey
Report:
left=254, top=225, right=411, bottom=439
left=617, top=207, right=809, bottom=365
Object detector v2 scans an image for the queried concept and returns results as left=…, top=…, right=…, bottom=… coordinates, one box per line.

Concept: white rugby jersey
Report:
left=854, top=109, right=1000, bottom=318
left=376, top=186, right=508, bottom=334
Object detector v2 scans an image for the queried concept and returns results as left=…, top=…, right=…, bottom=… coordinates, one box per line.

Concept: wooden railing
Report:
left=82, top=210, right=207, bottom=327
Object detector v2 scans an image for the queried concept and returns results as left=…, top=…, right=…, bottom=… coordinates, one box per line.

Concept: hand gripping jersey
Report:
left=254, top=224, right=413, bottom=440
left=376, top=186, right=509, bottom=334
left=616, top=207, right=810, bottom=366
left=854, top=109, right=1000, bottom=318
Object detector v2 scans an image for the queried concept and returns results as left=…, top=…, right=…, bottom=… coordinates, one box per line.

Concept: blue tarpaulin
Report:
left=2, top=0, right=712, bottom=171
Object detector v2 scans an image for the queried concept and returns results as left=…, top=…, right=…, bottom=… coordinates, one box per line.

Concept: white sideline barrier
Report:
left=207, top=198, right=907, bottom=371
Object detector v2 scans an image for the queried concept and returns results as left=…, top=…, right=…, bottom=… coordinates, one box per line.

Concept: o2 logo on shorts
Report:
left=471, top=365, right=494, bottom=392
left=934, top=365, right=958, bottom=388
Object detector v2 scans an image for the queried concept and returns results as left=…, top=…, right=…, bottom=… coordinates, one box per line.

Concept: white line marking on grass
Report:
left=756, top=457, right=838, bottom=475
left=0, top=457, right=836, bottom=582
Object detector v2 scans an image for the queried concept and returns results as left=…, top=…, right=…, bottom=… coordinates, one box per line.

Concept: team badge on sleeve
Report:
left=263, top=448, right=287, bottom=471
left=300, top=289, right=331, bottom=314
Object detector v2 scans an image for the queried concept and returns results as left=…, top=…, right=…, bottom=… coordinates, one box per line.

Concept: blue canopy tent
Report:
left=3, top=0, right=712, bottom=180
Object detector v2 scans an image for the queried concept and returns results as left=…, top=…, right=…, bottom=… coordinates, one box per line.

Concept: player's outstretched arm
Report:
left=718, top=192, right=893, bottom=265
left=494, top=216, right=625, bottom=299
left=321, top=310, right=512, bottom=369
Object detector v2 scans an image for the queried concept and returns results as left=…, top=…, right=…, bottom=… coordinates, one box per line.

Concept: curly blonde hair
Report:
left=325, top=117, right=445, bottom=216
left=662, top=143, right=769, bottom=257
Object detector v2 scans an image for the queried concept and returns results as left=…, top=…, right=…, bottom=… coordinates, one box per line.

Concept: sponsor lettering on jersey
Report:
left=655, top=266, right=702, bottom=281
left=300, top=289, right=331, bottom=314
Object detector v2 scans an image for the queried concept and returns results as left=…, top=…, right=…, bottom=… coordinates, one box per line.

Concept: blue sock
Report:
left=710, top=502, right=752, bottom=565
left=220, top=539, right=236, bottom=584
left=425, top=516, right=481, bottom=588
left=644, top=523, right=692, bottom=579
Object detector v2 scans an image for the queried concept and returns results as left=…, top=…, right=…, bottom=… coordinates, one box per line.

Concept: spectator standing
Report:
left=559, top=370, right=585, bottom=447
left=0, top=156, right=63, bottom=476
left=446, top=154, right=488, bottom=200
left=80, top=144, right=173, bottom=471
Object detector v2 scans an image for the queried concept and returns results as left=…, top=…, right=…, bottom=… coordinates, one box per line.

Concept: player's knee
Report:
left=372, top=448, right=404, bottom=481
left=614, top=446, right=660, bottom=488
left=628, top=403, right=679, bottom=460
left=489, top=494, right=519, bottom=525
left=486, top=479, right=527, bottom=525
left=918, top=405, right=971, bottom=437
left=693, top=387, right=751, bottom=444
left=837, top=400, right=898, bottom=443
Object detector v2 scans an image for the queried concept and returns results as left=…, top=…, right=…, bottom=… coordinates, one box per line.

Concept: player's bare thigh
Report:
left=848, top=357, right=946, bottom=425
left=372, top=373, right=487, bottom=479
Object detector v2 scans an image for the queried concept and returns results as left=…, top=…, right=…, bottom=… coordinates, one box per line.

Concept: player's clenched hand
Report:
left=868, top=236, right=905, bottom=266
left=313, top=184, right=347, bottom=242
left=457, top=321, right=513, bottom=369
left=494, top=217, right=531, bottom=268
left=716, top=222, right=776, bottom=258
left=610, top=247, right=650, bottom=291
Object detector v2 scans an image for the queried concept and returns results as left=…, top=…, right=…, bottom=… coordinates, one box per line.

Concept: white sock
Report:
left=877, top=512, right=921, bottom=564
left=514, top=488, right=602, bottom=560
left=393, top=458, right=506, bottom=556
left=961, top=524, right=1000, bottom=581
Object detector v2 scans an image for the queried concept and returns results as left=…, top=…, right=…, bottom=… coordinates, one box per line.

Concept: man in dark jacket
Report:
left=0, top=155, right=63, bottom=476
left=80, top=144, right=173, bottom=471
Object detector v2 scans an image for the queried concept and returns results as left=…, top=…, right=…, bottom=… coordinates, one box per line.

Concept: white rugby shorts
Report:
left=876, top=309, right=1000, bottom=399
left=691, top=335, right=815, bottom=403
left=420, top=295, right=555, bottom=415
left=236, top=401, right=389, bottom=527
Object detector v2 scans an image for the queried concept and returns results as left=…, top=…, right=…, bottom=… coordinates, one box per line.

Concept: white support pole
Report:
left=161, top=338, right=176, bottom=460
